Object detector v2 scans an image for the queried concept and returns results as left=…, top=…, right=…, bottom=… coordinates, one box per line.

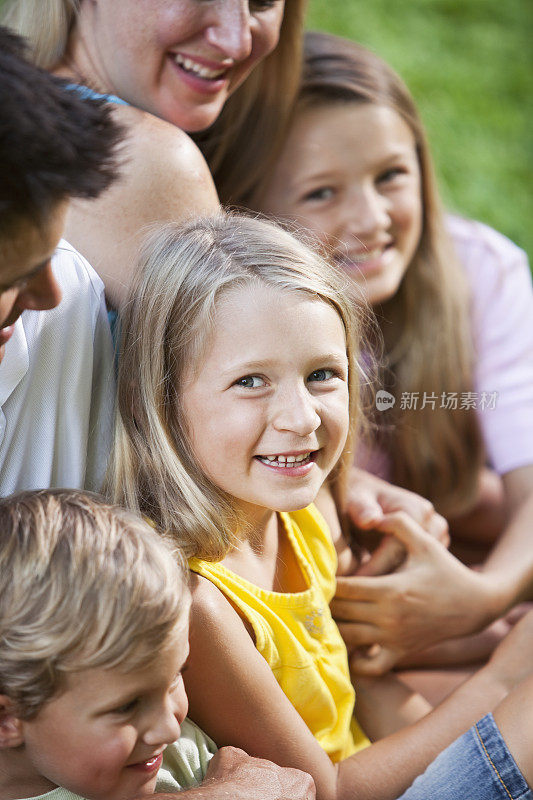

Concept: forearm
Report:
left=353, top=674, right=431, bottom=740
left=338, top=665, right=508, bottom=800
left=481, top=488, right=533, bottom=610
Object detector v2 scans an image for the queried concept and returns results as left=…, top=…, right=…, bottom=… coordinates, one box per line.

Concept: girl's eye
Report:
left=234, top=375, right=265, bottom=389
left=302, top=186, right=335, bottom=203
left=308, top=369, right=335, bottom=383
left=250, top=0, right=279, bottom=9
left=377, top=167, right=407, bottom=184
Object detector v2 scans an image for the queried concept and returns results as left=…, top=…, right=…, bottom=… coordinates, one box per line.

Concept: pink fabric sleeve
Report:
left=449, top=216, right=533, bottom=475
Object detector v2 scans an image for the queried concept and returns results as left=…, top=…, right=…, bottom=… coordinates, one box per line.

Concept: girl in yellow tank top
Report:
left=111, top=213, right=435, bottom=799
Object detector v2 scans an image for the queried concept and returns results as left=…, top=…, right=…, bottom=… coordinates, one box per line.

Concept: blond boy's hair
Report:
left=109, top=212, right=373, bottom=562
left=0, top=489, right=189, bottom=719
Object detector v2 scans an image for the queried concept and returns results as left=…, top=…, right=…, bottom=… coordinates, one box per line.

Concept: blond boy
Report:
left=0, top=490, right=315, bottom=800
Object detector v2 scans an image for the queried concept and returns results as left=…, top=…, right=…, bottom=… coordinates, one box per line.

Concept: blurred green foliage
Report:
left=307, top=0, right=533, bottom=264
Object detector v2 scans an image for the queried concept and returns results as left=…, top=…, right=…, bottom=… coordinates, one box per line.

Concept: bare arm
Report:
left=64, top=107, right=219, bottom=308
left=481, top=465, right=533, bottom=605
left=184, top=570, right=533, bottom=800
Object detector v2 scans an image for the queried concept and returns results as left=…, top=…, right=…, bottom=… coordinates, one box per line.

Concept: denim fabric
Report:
left=399, top=713, right=532, bottom=799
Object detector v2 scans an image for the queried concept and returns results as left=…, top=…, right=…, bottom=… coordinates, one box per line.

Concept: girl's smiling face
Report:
left=181, top=283, right=350, bottom=521
left=256, top=102, right=423, bottom=305
left=74, top=0, right=285, bottom=132
left=19, top=630, right=189, bottom=800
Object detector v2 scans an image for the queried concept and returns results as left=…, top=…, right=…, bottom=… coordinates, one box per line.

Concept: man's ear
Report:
left=0, top=695, right=24, bottom=748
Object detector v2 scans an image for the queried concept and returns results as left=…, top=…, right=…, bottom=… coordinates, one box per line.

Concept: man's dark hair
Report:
left=0, top=26, right=123, bottom=234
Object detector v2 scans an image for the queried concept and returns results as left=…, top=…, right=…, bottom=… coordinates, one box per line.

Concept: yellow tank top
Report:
left=189, top=504, right=370, bottom=761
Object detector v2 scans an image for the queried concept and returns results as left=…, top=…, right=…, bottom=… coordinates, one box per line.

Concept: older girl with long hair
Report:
left=2, top=0, right=306, bottom=308
left=249, top=32, right=533, bottom=674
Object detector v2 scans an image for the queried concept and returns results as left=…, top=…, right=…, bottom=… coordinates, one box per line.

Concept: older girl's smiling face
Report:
left=72, top=0, right=285, bottom=132
left=257, top=102, right=423, bottom=305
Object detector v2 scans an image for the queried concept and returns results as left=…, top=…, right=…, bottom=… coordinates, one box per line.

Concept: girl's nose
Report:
left=205, top=0, right=253, bottom=62
left=16, top=262, right=62, bottom=312
left=343, top=187, right=390, bottom=241
left=272, top=386, right=321, bottom=437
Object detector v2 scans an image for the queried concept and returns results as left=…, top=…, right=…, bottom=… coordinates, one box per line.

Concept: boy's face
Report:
left=0, top=203, right=66, bottom=363
left=19, top=629, right=189, bottom=800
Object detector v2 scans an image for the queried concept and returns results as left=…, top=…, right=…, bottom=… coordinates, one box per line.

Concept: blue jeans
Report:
left=399, top=713, right=532, bottom=799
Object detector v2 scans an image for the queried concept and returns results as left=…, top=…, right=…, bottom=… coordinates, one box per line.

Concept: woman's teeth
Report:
left=257, top=453, right=312, bottom=467
left=173, top=54, right=227, bottom=80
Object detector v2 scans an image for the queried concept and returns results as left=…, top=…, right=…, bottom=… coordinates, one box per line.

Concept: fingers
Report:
left=206, top=747, right=317, bottom=799
left=355, top=535, right=406, bottom=576
left=346, top=488, right=385, bottom=529
left=335, top=620, right=384, bottom=647
left=373, top=511, right=435, bottom=554
left=334, top=574, right=394, bottom=601
left=350, top=644, right=401, bottom=676
left=426, top=510, right=450, bottom=547
left=331, top=598, right=383, bottom=624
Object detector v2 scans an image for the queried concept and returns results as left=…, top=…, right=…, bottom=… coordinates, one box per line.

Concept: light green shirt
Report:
left=13, top=719, right=216, bottom=799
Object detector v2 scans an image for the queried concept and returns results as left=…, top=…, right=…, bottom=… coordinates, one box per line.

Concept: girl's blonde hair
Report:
left=254, top=31, right=484, bottom=516
left=109, top=212, right=370, bottom=561
left=2, top=0, right=307, bottom=202
left=0, top=489, right=189, bottom=720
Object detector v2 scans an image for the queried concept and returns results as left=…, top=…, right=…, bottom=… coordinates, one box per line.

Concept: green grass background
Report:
left=306, top=0, right=533, bottom=265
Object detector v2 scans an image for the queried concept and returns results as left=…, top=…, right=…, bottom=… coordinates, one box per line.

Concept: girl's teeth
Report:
left=174, top=54, right=226, bottom=79
left=258, top=453, right=312, bottom=467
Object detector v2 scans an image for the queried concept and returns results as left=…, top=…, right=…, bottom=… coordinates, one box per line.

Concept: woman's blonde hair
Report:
left=108, top=212, right=370, bottom=561
left=2, top=0, right=307, bottom=199
left=0, top=489, right=189, bottom=720
left=253, top=31, right=485, bottom=516
left=1, top=0, right=79, bottom=68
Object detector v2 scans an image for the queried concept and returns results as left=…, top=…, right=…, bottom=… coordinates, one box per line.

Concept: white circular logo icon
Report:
left=376, top=390, right=396, bottom=411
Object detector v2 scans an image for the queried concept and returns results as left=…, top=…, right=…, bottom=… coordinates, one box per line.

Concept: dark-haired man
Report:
left=0, top=26, right=121, bottom=492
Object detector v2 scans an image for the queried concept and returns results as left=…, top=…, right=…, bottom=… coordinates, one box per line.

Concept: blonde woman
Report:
left=249, top=32, right=533, bottom=675
left=2, top=0, right=305, bottom=309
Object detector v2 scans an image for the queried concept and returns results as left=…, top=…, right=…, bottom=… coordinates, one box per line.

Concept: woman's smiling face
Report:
left=74, top=0, right=285, bottom=131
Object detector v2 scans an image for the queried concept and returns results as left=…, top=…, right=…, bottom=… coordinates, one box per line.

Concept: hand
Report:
left=346, top=469, right=449, bottom=575
left=202, top=746, right=316, bottom=800
left=332, top=512, right=498, bottom=676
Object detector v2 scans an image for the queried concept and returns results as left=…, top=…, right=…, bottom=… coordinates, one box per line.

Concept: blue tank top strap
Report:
left=65, top=83, right=130, bottom=107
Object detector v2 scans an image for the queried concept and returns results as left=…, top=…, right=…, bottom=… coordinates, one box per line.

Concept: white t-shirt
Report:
left=0, top=240, right=115, bottom=495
